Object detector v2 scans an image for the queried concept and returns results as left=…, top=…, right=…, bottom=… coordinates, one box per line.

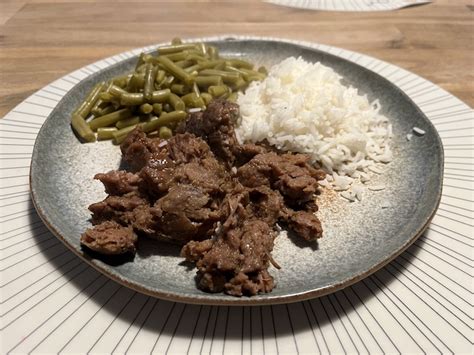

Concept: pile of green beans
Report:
left=71, top=38, right=267, bottom=144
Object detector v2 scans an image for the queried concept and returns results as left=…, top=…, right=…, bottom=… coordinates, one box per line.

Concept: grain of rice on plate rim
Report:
left=236, top=56, right=395, bottom=202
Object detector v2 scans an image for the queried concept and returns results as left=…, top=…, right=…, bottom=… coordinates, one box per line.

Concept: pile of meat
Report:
left=81, top=99, right=325, bottom=296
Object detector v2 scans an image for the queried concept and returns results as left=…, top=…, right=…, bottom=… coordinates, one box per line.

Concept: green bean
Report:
left=159, top=126, right=173, bottom=139
left=195, top=75, right=223, bottom=88
left=162, top=51, right=189, bottom=62
left=140, top=103, right=153, bottom=114
left=135, top=53, right=147, bottom=71
left=143, top=63, right=157, bottom=101
left=142, top=111, right=186, bottom=132
left=120, top=92, right=145, bottom=106
left=170, top=84, right=190, bottom=95
left=113, top=75, right=131, bottom=88
left=184, top=64, right=200, bottom=74
left=99, top=92, right=115, bottom=102
left=72, top=113, right=96, bottom=142
left=230, top=77, right=247, bottom=91
left=152, top=103, right=162, bottom=115
left=97, top=127, right=118, bottom=140
left=225, top=59, right=254, bottom=69
left=127, top=73, right=145, bottom=92
left=96, top=105, right=116, bottom=117
left=208, top=85, right=229, bottom=98
left=115, top=116, right=139, bottom=129
left=175, top=59, right=194, bottom=68
left=150, top=89, right=171, bottom=103
left=181, top=93, right=205, bottom=108
left=199, top=69, right=241, bottom=84
left=155, top=70, right=166, bottom=84
left=91, top=100, right=107, bottom=116
left=156, top=56, right=194, bottom=85
left=157, top=43, right=198, bottom=55
left=201, top=92, right=213, bottom=105
left=89, top=108, right=132, bottom=131
left=207, top=46, right=219, bottom=60
left=227, top=92, right=238, bottom=103
left=171, top=37, right=182, bottom=45
left=169, top=93, right=185, bottom=111
left=109, top=85, right=127, bottom=98
left=240, top=68, right=266, bottom=80
left=113, top=124, right=139, bottom=144
left=74, top=82, right=105, bottom=118
left=197, top=42, right=207, bottom=56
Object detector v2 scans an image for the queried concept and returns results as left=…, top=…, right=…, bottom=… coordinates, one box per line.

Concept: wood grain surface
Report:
left=0, top=0, right=472, bottom=117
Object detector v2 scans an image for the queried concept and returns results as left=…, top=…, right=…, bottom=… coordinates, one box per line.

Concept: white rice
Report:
left=236, top=56, right=393, bottom=193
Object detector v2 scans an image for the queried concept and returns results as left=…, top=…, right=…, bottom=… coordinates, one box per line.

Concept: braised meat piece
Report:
left=81, top=221, right=137, bottom=255
left=94, top=170, right=140, bottom=196
left=182, top=219, right=276, bottom=296
left=177, top=99, right=240, bottom=165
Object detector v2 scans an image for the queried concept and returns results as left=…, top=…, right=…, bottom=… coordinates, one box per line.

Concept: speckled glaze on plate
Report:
left=30, top=39, right=443, bottom=305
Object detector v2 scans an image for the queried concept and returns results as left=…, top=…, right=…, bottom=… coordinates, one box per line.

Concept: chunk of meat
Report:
left=167, top=133, right=212, bottom=163
left=89, top=192, right=148, bottom=225
left=153, top=185, right=220, bottom=243
left=121, top=128, right=166, bottom=171
left=94, top=170, right=140, bottom=196
left=177, top=99, right=240, bottom=165
left=284, top=210, right=323, bottom=241
left=81, top=221, right=137, bottom=255
left=182, top=219, right=276, bottom=296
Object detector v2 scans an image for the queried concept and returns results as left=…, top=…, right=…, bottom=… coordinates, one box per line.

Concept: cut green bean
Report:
left=127, top=73, right=145, bottom=92
left=195, top=75, right=223, bottom=88
left=109, top=85, right=127, bottom=98
left=208, top=85, right=229, bottom=98
left=135, top=53, right=147, bottom=71
left=181, top=93, right=205, bottom=108
left=113, top=124, right=140, bottom=144
left=89, top=108, right=132, bottom=131
left=227, top=92, right=238, bottom=102
left=116, top=116, right=140, bottom=129
left=142, top=111, right=186, bottom=132
left=156, top=56, right=194, bottom=85
left=96, top=105, right=116, bottom=117
left=155, top=70, right=166, bottom=84
left=143, top=63, right=157, bottom=101
left=258, top=66, right=268, bottom=75
left=120, top=92, right=145, bottom=106
left=97, top=127, right=118, bottom=140
left=140, top=103, right=153, bottom=114
left=201, top=92, right=213, bottom=105
left=159, top=126, right=173, bottom=139
left=171, top=37, right=182, bottom=45
left=199, top=69, right=241, bottom=84
left=170, top=84, right=189, bottom=95
left=207, top=46, right=219, bottom=60
left=151, top=89, right=171, bottom=103
left=225, top=59, right=254, bottom=69
left=168, top=93, right=185, bottom=111
left=163, top=51, right=189, bottom=62
left=72, top=114, right=96, bottom=142
left=75, top=82, right=105, bottom=118
left=157, top=43, right=198, bottom=55
left=175, top=60, right=194, bottom=68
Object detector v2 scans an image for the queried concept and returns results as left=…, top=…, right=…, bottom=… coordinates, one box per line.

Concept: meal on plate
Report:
left=75, top=39, right=393, bottom=297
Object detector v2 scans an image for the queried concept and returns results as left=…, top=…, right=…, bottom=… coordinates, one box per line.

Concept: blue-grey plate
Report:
left=30, top=39, right=443, bottom=305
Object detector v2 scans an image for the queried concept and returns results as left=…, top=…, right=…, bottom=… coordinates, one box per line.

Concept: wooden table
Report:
left=1, top=0, right=472, bottom=117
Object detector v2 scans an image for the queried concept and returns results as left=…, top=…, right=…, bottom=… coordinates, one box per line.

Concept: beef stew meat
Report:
left=81, top=99, right=325, bottom=297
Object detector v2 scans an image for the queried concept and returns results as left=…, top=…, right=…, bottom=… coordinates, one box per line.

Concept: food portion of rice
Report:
left=236, top=56, right=392, bottom=194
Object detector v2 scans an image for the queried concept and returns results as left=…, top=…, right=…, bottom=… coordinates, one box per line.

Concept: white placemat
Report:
left=1, top=36, right=472, bottom=354
left=267, top=0, right=432, bottom=11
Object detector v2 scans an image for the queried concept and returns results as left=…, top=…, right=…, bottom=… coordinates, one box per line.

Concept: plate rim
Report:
left=29, top=35, right=445, bottom=306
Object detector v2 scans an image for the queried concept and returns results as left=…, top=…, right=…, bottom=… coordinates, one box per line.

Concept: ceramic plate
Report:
left=30, top=39, right=443, bottom=305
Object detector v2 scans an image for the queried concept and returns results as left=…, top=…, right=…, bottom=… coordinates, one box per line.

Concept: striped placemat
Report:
left=1, top=36, right=472, bottom=354
left=266, top=0, right=432, bottom=11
